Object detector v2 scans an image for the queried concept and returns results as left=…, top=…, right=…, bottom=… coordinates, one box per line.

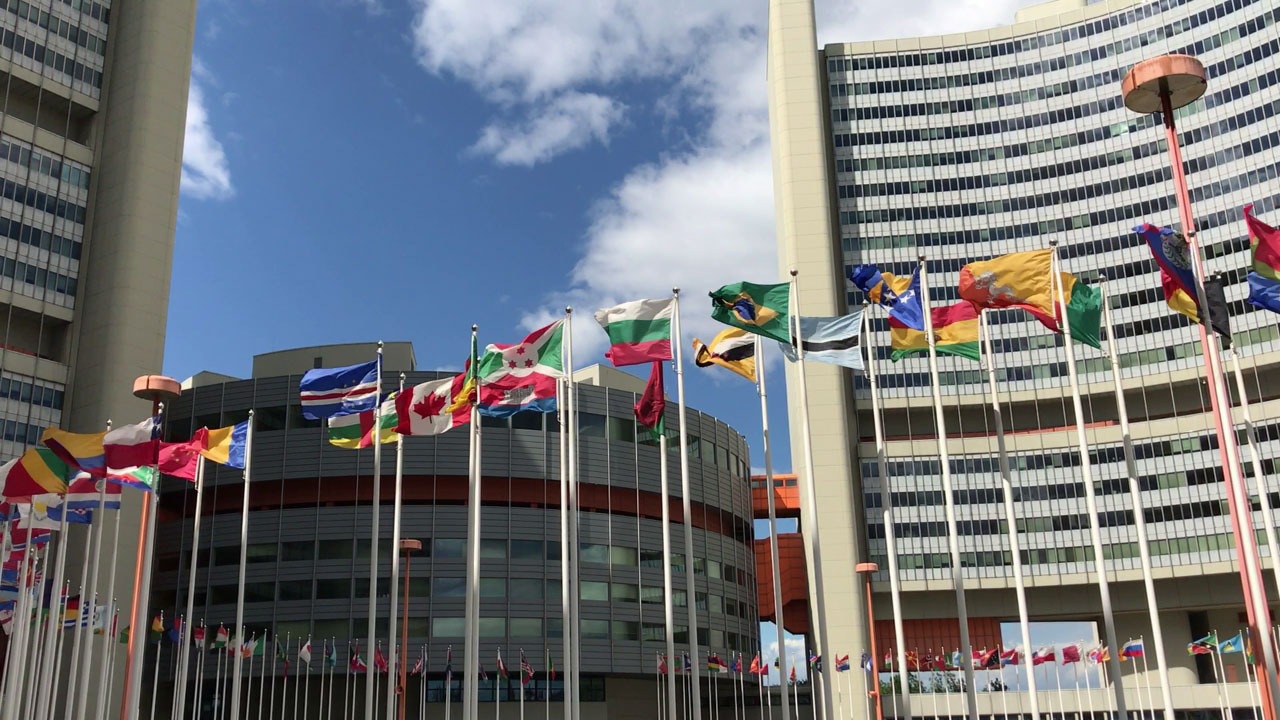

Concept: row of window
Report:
left=0, top=0, right=107, bottom=56
left=0, top=174, right=87, bottom=224
left=0, top=26, right=102, bottom=92
left=0, top=138, right=91, bottom=191
left=59, top=0, right=108, bottom=25
left=0, top=213, right=84, bottom=261
left=415, top=679, right=602, bottom=705
left=0, top=417, right=40, bottom=445
left=0, top=253, right=78, bottom=297
left=829, top=0, right=1228, bottom=72
left=0, top=375, right=64, bottom=410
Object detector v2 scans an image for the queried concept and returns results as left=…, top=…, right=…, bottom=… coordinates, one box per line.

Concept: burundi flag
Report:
left=476, top=321, right=564, bottom=417
left=299, top=359, right=380, bottom=420
left=328, top=393, right=399, bottom=449
left=395, top=374, right=472, bottom=437
left=692, top=327, right=756, bottom=383
left=848, top=265, right=924, bottom=330
left=1, top=447, right=74, bottom=498
left=779, top=309, right=864, bottom=371
left=593, top=298, right=674, bottom=366
left=1246, top=204, right=1280, bottom=314
left=201, top=421, right=250, bottom=469
left=633, top=362, right=666, bottom=442
left=709, top=281, right=791, bottom=344
left=890, top=301, right=980, bottom=361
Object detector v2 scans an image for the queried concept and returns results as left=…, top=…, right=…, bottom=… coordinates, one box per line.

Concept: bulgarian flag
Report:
left=889, top=301, right=980, bottom=362
left=476, top=321, right=564, bottom=417
left=328, top=393, right=399, bottom=449
left=593, top=298, right=674, bottom=366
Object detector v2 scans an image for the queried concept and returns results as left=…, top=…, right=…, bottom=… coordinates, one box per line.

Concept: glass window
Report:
left=545, top=541, right=561, bottom=561
left=480, top=415, right=508, bottom=429
left=255, top=406, right=286, bottom=432
left=580, top=619, right=609, bottom=639
left=481, top=539, right=507, bottom=560
left=710, top=629, right=725, bottom=648
left=511, top=617, right=543, bottom=637
left=580, top=581, right=609, bottom=602
left=685, top=435, right=700, bottom=459
left=213, top=547, right=239, bottom=566
left=245, top=581, right=275, bottom=603
left=545, top=578, right=561, bottom=600
left=479, top=618, right=506, bottom=637
left=245, top=542, right=276, bottom=564
left=315, top=578, right=351, bottom=600
left=671, top=554, right=685, bottom=573
left=672, top=590, right=687, bottom=607
left=511, top=578, right=543, bottom=600
left=643, top=623, right=665, bottom=642
left=275, top=620, right=309, bottom=639
left=280, top=541, right=313, bottom=563
left=707, top=560, right=721, bottom=579
left=694, top=558, right=706, bottom=576
left=511, top=540, right=542, bottom=561
left=317, top=539, right=353, bottom=561
left=611, top=582, right=638, bottom=603
left=433, top=617, right=464, bottom=637
left=277, top=581, right=310, bottom=602
left=433, top=577, right=465, bottom=598
left=612, top=620, right=640, bottom=641
left=708, top=595, right=724, bottom=614
left=480, top=578, right=507, bottom=598
left=640, top=551, right=664, bottom=569
left=510, top=412, right=543, bottom=431
left=408, top=577, right=430, bottom=597
left=641, top=587, right=664, bottom=605
left=313, top=619, right=348, bottom=640
left=700, top=439, right=715, bottom=463
left=609, top=546, right=637, bottom=567
left=578, top=413, right=606, bottom=438
left=287, top=405, right=319, bottom=429
left=547, top=617, right=563, bottom=638
left=607, top=416, right=634, bottom=442
left=434, top=539, right=465, bottom=559
left=580, top=544, right=608, bottom=565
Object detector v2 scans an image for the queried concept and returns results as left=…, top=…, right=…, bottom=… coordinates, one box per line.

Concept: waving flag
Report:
left=634, top=361, right=666, bottom=442
left=104, top=417, right=161, bottom=475
left=891, top=301, right=979, bottom=361
left=1219, top=634, right=1243, bottom=655
left=40, top=428, right=107, bottom=475
left=594, top=298, right=674, bottom=366
left=193, top=626, right=207, bottom=648
left=999, top=648, right=1020, bottom=666
left=546, top=649, right=555, bottom=681
left=497, top=648, right=509, bottom=679
left=374, top=645, right=389, bottom=673
left=861, top=653, right=874, bottom=673
left=201, top=421, right=249, bottom=469
left=410, top=653, right=425, bottom=677
left=299, top=359, right=380, bottom=420
left=779, top=310, right=865, bottom=370
left=299, top=639, right=313, bottom=666
left=476, top=321, right=565, bottom=416
left=1246, top=204, right=1280, bottom=314
left=396, top=374, right=472, bottom=437
left=446, top=646, right=454, bottom=682
left=957, top=249, right=1101, bottom=347
left=835, top=654, right=850, bottom=672
left=65, top=474, right=121, bottom=511
left=1, top=448, right=74, bottom=498
left=350, top=643, right=367, bottom=674
left=1188, top=634, right=1218, bottom=655
left=1061, top=645, right=1081, bottom=664
left=709, top=281, right=791, bottom=343
left=168, top=617, right=184, bottom=644
left=849, top=265, right=924, bottom=330
left=1121, top=639, right=1145, bottom=658
left=329, top=393, right=399, bottom=449
left=692, top=328, right=756, bottom=383
left=748, top=654, right=761, bottom=675
left=520, top=650, right=534, bottom=686
left=1032, top=647, right=1056, bottom=665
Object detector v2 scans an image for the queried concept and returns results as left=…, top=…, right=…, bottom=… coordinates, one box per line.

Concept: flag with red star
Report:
left=476, top=320, right=564, bottom=417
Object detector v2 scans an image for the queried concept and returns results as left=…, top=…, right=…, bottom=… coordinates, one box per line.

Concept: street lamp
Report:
left=855, top=562, right=881, bottom=720
left=398, top=539, right=422, bottom=720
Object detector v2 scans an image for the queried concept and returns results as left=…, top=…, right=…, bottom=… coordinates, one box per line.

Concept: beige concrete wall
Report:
left=252, top=342, right=417, bottom=378
left=767, top=0, right=867, bottom=709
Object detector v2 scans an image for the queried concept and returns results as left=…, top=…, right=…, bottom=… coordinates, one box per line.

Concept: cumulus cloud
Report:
left=471, top=92, right=626, bottom=167
left=181, top=66, right=233, bottom=201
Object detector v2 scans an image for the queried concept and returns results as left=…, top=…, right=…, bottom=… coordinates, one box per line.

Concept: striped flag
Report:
left=593, top=298, right=674, bottom=366
left=299, top=359, right=380, bottom=420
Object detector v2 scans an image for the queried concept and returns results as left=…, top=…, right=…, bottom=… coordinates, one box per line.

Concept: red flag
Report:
left=633, top=361, right=666, bottom=440
left=374, top=646, right=389, bottom=673
left=158, top=430, right=207, bottom=481
left=789, top=665, right=796, bottom=682
left=1061, top=645, right=1081, bottom=664
left=748, top=654, right=761, bottom=675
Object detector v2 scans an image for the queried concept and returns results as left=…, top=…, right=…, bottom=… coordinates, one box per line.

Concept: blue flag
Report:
left=779, top=309, right=864, bottom=371
left=1249, top=273, right=1280, bottom=315
left=848, top=265, right=924, bottom=330
left=861, top=652, right=873, bottom=673
left=299, top=359, right=380, bottom=420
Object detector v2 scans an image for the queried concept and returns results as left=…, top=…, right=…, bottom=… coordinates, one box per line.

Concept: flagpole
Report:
left=977, top=310, right=1039, bottom=720
left=1082, top=651, right=1096, bottom=720
left=223, top=410, right=258, bottom=720
left=32, top=497, right=71, bottom=720
left=564, top=307, right=582, bottom=720
left=1072, top=650, right=1084, bottom=720
left=386, top=374, right=407, bottom=720
left=174, top=455, right=209, bottom=720
left=1206, top=645, right=1226, bottom=720
left=915, top=258, right=978, bottom=720
left=2, top=515, right=36, bottom=720
left=195, top=622, right=207, bottom=720
left=446, top=646, right=453, bottom=720
left=463, top=327, right=481, bottom=720
left=661, top=360, right=679, bottom=720
left=1094, top=278, right=1176, bottom=720
left=670, top=289, right=703, bottom=720
left=48, top=579, right=73, bottom=720
left=213, top=633, right=225, bottom=719
left=498, top=649, right=503, bottom=720
left=754, top=333, right=792, bottom=720
left=244, top=635, right=256, bottom=719
left=557, top=375, right=570, bottom=720
left=96, top=482, right=126, bottom=720
left=258, top=634, right=268, bottom=720
left=65, top=496, right=99, bottom=719
left=274, top=635, right=286, bottom=720
left=1225, top=343, right=1280, bottom=602
left=303, top=638, right=312, bottom=720
left=862, top=305, right=912, bottom=720
left=365, top=342, right=386, bottom=720
left=149, top=632, right=164, bottom=720
left=342, top=640, right=350, bottom=720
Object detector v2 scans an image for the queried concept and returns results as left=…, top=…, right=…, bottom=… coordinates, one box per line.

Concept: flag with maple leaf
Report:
left=395, top=373, right=472, bottom=437
left=476, top=320, right=565, bottom=417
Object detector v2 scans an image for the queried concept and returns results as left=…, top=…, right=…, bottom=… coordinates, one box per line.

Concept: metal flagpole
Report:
left=213, top=635, right=224, bottom=720
left=564, top=309, right=581, bottom=720
left=150, top=634, right=163, bottom=720
left=273, top=635, right=286, bottom=720
left=447, top=646, right=454, bottom=720
left=1212, top=636, right=1231, bottom=720
left=1049, top=245, right=1127, bottom=718
left=75, top=466, right=111, bottom=720
left=1205, top=644, right=1226, bottom=720
left=1138, top=639, right=1156, bottom=720
left=1126, top=646, right=1145, bottom=720
left=1247, top=647, right=1264, bottom=720
left=1098, top=278, right=1175, bottom=720
left=33, top=499, right=71, bottom=720
left=557, top=374, right=570, bottom=720
left=657, top=654, right=664, bottom=720
left=978, top=310, right=1039, bottom=720
left=48, top=580, right=73, bottom=720
left=176, top=456, right=209, bottom=720
left=915, top=259, right=979, bottom=720
left=96, top=482, right=126, bottom=720
left=998, top=658, right=1010, bottom=720
left=366, top=343, right=386, bottom=720
left=1054, top=654, right=1069, bottom=720
left=244, top=635, right=256, bottom=719
left=1082, top=651, right=1096, bottom=720
left=258, top=635, right=268, bottom=720
left=670, top=290, right=703, bottom=720
left=470, top=409, right=484, bottom=718
left=661, top=359, right=679, bottom=720
left=863, top=305, right=912, bottom=719
left=124, top=394, right=170, bottom=720
left=230, top=411, right=258, bottom=720
left=303, top=639, right=312, bottom=720
left=755, top=332, right=792, bottom=720
left=2, top=510, right=36, bottom=720
left=1225, top=344, right=1280, bottom=601
left=293, top=641, right=303, bottom=720
left=464, top=328, right=481, bottom=720
left=342, top=640, right=350, bottom=720
left=65, top=503, right=97, bottom=719
left=195, top=624, right=207, bottom=720
left=387, top=374, right=407, bottom=720
left=1072, top=650, right=1084, bottom=720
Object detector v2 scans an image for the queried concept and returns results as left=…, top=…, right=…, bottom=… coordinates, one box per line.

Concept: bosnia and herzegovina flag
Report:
left=709, top=281, right=791, bottom=344
left=1246, top=204, right=1280, bottom=315
left=848, top=265, right=924, bottom=330
left=889, top=301, right=980, bottom=362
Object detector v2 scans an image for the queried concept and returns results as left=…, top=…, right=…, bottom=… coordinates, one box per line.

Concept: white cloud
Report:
left=181, top=66, right=233, bottom=201
left=471, top=92, right=626, bottom=167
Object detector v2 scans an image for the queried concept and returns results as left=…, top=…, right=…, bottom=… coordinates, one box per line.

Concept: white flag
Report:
left=299, top=639, right=312, bottom=666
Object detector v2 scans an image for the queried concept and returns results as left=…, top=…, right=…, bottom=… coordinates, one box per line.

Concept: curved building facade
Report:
left=149, top=344, right=759, bottom=718
left=768, top=0, right=1280, bottom=713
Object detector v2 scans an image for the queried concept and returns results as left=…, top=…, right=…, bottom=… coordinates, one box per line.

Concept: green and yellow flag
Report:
left=709, top=281, right=791, bottom=344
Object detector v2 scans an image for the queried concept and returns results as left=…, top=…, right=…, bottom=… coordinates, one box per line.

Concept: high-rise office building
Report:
left=0, top=0, right=198, bottom=712
left=768, top=0, right=1280, bottom=712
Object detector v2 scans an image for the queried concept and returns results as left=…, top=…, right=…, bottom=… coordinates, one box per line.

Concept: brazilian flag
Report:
left=709, top=281, right=791, bottom=344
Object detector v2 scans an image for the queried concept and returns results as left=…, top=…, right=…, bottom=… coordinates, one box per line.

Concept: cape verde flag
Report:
left=299, top=359, right=380, bottom=420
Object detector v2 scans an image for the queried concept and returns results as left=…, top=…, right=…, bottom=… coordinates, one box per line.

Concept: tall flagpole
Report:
left=366, top=342, right=386, bottom=720
left=33, top=497, right=72, bottom=720
left=915, top=258, right=978, bottom=720
left=96, top=473, right=126, bottom=720
left=1048, top=243, right=1127, bottom=717
left=755, top=333, right=791, bottom=720
left=557, top=375, right=571, bottom=720
left=387, top=374, right=407, bottom=720
left=229, top=411, right=257, bottom=720
left=2, top=510, right=36, bottom=720
left=660, top=356, right=679, bottom=720
left=862, top=304, right=912, bottom=718
left=565, top=307, right=583, bottom=720
left=177, top=456, right=209, bottom=720
left=977, top=310, right=1039, bottom=720
left=1099, top=278, right=1175, bottom=720
left=464, top=327, right=482, bottom=720
left=670, top=289, right=702, bottom=720
left=1225, top=343, right=1280, bottom=601
left=65, top=492, right=100, bottom=719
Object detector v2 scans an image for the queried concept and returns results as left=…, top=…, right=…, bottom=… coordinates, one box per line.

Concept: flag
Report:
left=593, top=298, right=674, bottom=366
left=882, top=651, right=891, bottom=670
left=476, top=321, right=564, bottom=417
left=709, top=281, right=791, bottom=343
left=65, top=474, right=121, bottom=510
left=201, top=421, right=249, bottom=468
left=835, top=654, right=850, bottom=672
left=375, top=646, right=389, bottom=673
left=328, top=393, right=399, bottom=449
left=149, top=615, right=164, bottom=644
left=351, top=645, right=367, bottom=674
left=546, top=649, right=554, bottom=681
left=682, top=652, right=690, bottom=673
left=779, top=310, right=865, bottom=370
left=520, top=650, right=534, bottom=685
left=446, top=646, right=454, bottom=682
left=212, top=625, right=228, bottom=649
left=395, top=373, right=472, bottom=437
left=1219, top=633, right=1244, bottom=654
left=1135, top=224, right=1228, bottom=340
left=103, top=417, right=160, bottom=476
left=809, top=653, right=822, bottom=672
left=848, top=265, right=924, bottom=330
left=410, top=653, right=425, bottom=676
left=325, top=643, right=337, bottom=667
left=707, top=655, right=723, bottom=673
left=1188, top=634, right=1217, bottom=655
left=153, top=436, right=204, bottom=484
left=1246, top=632, right=1255, bottom=664
left=1032, top=647, right=1055, bottom=665
left=1061, top=645, right=1081, bottom=664
left=748, top=654, right=761, bottom=675
left=658, top=654, right=668, bottom=675
left=956, top=249, right=1102, bottom=348
left=789, top=665, right=796, bottom=683
left=497, top=648, right=508, bottom=679
left=168, top=617, right=184, bottom=644
left=118, top=626, right=130, bottom=644
left=241, top=636, right=258, bottom=658
left=299, top=639, right=312, bottom=666
left=1121, top=639, right=1144, bottom=658
left=193, top=626, right=206, bottom=648
left=999, top=648, right=1019, bottom=666
left=478, top=663, right=488, bottom=682
left=861, top=653, right=873, bottom=673
left=634, top=361, right=666, bottom=442
left=1, top=448, right=73, bottom=498
left=299, top=359, right=380, bottom=420
left=1246, top=204, right=1280, bottom=314
left=40, top=428, right=107, bottom=475
left=732, top=655, right=742, bottom=674
left=975, top=648, right=998, bottom=669
left=889, top=301, right=980, bottom=361
left=61, top=596, right=86, bottom=629
left=692, top=327, right=756, bottom=383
